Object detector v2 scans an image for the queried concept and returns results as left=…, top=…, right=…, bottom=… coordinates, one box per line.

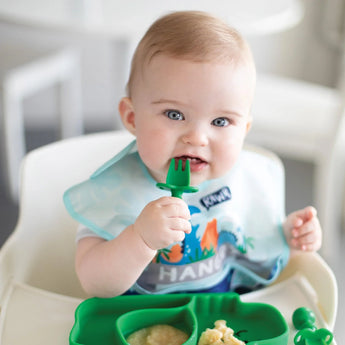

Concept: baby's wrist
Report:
left=130, top=224, right=157, bottom=255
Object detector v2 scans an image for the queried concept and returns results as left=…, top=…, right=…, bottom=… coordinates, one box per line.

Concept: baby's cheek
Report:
left=137, top=145, right=169, bottom=183
left=213, top=152, right=238, bottom=177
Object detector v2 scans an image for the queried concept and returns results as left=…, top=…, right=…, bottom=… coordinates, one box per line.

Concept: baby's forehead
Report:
left=129, top=52, right=256, bottom=101
left=133, top=55, right=256, bottom=105
left=145, top=53, right=256, bottom=85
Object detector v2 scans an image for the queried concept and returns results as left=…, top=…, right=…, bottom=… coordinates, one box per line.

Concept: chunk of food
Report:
left=198, top=320, right=245, bottom=345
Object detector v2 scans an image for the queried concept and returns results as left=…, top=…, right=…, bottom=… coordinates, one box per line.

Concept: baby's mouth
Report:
left=174, top=155, right=208, bottom=172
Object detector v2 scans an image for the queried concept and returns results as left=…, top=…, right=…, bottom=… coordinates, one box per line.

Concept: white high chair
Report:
left=0, top=130, right=338, bottom=345
left=247, top=73, right=345, bottom=263
left=0, top=44, right=83, bottom=203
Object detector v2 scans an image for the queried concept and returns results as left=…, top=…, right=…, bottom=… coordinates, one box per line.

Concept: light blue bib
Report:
left=64, top=141, right=290, bottom=294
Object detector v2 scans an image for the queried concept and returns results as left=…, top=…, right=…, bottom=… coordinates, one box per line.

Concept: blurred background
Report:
left=0, top=0, right=344, bottom=342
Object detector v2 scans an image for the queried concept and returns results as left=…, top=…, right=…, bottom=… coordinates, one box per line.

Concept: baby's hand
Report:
left=284, top=206, right=322, bottom=252
left=133, top=197, right=191, bottom=250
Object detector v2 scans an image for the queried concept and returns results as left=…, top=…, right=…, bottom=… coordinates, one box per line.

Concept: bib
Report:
left=64, top=141, right=290, bottom=294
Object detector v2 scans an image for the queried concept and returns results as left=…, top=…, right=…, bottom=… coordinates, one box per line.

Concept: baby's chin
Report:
left=191, top=169, right=230, bottom=186
left=190, top=173, right=211, bottom=187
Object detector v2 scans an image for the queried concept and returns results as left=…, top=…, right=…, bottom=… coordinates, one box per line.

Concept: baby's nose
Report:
left=182, top=127, right=208, bottom=146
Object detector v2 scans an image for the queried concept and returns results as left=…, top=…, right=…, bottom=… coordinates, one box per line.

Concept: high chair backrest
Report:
left=0, top=130, right=134, bottom=301
left=0, top=130, right=337, bottom=332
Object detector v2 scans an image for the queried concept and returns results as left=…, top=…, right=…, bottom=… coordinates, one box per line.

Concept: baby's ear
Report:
left=118, top=97, right=136, bottom=135
left=245, top=116, right=253, bottom=134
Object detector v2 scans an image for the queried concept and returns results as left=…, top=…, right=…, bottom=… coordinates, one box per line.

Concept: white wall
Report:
left=249, top=0, right=343, bottom=87
left=0, top=0, right=343, bottom=130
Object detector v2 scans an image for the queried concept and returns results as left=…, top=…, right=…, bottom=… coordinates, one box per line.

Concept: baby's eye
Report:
left=165, top=110, right=184, bottom=121
left=211, top=117, right=230, bottom=127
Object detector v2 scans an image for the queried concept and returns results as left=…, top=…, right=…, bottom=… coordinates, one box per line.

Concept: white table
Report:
left=0, top=0, right=304, bottom=38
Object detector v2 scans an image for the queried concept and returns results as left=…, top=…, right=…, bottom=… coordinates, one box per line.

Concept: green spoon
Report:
left=292, top=307, right=333, bottom=345
left=156, top=158, right=198, bottom=199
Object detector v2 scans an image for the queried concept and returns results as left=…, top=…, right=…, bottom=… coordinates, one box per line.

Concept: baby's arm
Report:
left=75, top=196, right=191, bottom=297
left=283, top=206, right=322, bottom=253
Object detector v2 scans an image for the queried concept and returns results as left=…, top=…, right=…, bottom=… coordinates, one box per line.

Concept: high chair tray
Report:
left=0, top=274, right=337, bottom=345
left=70, top=292, right=289, bottom=345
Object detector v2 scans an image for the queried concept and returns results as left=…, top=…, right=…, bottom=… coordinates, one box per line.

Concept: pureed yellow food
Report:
left=126, top=324, right=189, bottom=345
left=126, top=320, right=244, bottom=345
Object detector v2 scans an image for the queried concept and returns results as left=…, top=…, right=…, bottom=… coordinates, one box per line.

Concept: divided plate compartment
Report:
left=70, top=292, right=289, bottom=345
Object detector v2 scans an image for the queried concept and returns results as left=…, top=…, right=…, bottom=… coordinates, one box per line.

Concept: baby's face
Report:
left=122, top=55, right=255, bottom=186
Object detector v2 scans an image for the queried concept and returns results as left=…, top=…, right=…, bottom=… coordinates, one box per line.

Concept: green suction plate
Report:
left=70, top=292, right=289, bottom=345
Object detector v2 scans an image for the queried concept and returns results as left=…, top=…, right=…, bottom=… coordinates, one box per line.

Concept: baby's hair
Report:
left=126, top=11, right=255, bottom=97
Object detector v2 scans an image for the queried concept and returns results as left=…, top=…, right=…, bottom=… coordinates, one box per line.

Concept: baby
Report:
left=64, top=11, right=322, bottom=297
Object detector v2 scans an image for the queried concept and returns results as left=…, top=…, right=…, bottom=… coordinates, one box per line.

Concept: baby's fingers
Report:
left=291, top=231, right=316, bottom=250
left=169, top=217, right=192, bottom=234
left=291, top=219, right=322, bottom=251
left=287, top=206, right=317, bottom=229
left=160, top=197, right=191, bottom=220
left=170, top=229, right=187, bottom=243
left=291, top=219, right=314, bottom=238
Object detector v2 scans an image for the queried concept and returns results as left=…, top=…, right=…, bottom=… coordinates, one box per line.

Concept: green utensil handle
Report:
left=171, top=189, right=184, bottom=199
left=156, top=183, right=199, bottom=199
left=294, top=329, right=333, bottom=345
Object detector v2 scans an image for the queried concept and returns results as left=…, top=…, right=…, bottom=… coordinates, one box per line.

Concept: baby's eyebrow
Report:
left=151, top=98, right=186, bottom=106
left=217, top=110, right=244, bottom=118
